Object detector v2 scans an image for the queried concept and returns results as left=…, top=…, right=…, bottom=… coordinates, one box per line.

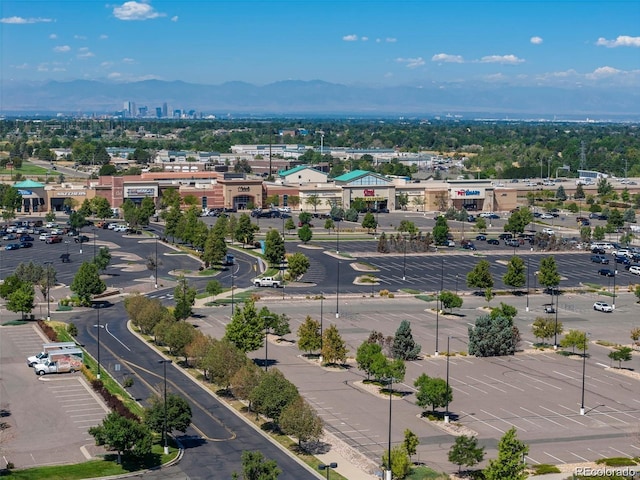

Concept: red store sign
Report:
left=363, top=189, right=375, bottom=197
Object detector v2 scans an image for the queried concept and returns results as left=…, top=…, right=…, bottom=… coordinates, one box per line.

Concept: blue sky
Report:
left=1, top=0, right=639, bottom=88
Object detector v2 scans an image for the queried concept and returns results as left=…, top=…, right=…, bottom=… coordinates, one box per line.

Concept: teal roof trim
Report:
left=14, top=179, right=45, bottom=188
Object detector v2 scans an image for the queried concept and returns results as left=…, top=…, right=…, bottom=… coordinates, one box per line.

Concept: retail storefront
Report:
left=15, top=180, right=46, bottom=213
left=47, top=185, right=93, bottom=212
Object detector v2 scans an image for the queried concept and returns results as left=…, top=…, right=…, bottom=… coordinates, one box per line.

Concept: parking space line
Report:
left=543, top=451, right=566, bottom=464
left=553, top=405, right=588, bottom=426
left=484, top=374, right=525, bottom=392
left=481, top=409, right=527, bottom=432
left=500, top=408, right=538, bottom=428
left=453, top=377, right=488, bottom=395
left=520, top=406, right=565, bottom=428
left=516, top=371, right=559, bottom=390
left=605, top=405, right=640, bottom=421
left=466, top=375, right=507, bottom=393
left=459, top=410, right=505, bottom=434
left=539, top=405, right=587, bottom=426
left=608, top=446, right=631, bottom=457
left=590, top=410, right=630, bottom=425
left=569, top=451, right=590, bottom=462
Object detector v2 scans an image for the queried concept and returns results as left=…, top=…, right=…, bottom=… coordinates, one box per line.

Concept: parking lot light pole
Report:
left=402, top=235, right=407, bottom=281
left=155, top=235, right=159, bottom=289
left=613, top=269, right=617, bottom=310
left=385, top=377, right=394, bottom=480
left=93, top=303, right=102, bottom=380
left=44, top=261, right=52, bottom=321
left=526, top=257, right=530, bottom=312
left=320, top=294, right=324, bottom=359
left=435, top=291, right=440, bottom=356
left=158, top=359, right=172, bottom=454
left=318, top=462, right=337, bottom=479
left=580, top=334, right=589, bottom=415
left=554, top=290, right=559, bottom=349
left=261, top=315, right=275, bottom=372
left=445, top=336, right=451, bottom=423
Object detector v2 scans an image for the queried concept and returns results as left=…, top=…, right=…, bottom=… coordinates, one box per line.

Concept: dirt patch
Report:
left=352, top=262, right=379, bottom=272
left=417, top=414, right=478, bottom=437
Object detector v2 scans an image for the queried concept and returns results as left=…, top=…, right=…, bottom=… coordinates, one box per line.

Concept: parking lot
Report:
left=0, top=323, right=109, bottom=468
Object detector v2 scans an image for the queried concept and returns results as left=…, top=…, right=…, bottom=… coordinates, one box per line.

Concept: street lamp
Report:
left=93, top=227, right=97, bottom=260
left=526, top=257, right=530, bottom=312
left=554, top=288, right=559, bottom=349
left=336, top=255, right=340, bottom=319
left=613, top=268, right=617, bottom=310
left=336, top=218, right=340, bottom=254
left=93, top=303, right=102, bottom=380
left=385, top=377, right=394, bottom=480
left=320, top=294, right=324, bottom=356
left=445, top=336, right=452, bottom=423
left=318, top=462, right=337, bottom=479
left=155, top=235, right=159, bottom=289
left=435, top=291, right=440, bottom=356
left=44, top=261, right=52, bottom=321
left=455, top=274, right=459, bottom=295
left=261, top=315, right=276, bottom=372
left=402, top=234, right=407, bottom=281
left=158, top=359, right=172, bottom=454
left=580, top=333, right=589, bottom=416
left=230, top=264, right=235, bottom=315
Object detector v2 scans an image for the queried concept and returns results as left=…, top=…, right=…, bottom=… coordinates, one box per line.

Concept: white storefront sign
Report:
left=450, top=188, right=485, bottom=200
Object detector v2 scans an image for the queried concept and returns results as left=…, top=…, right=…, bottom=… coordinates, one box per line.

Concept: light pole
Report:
left=445, top=336, right=451, bottom=423
left=526, top=256, right=530, bottom=312
left=261, top=315, right=275, bottom=372
left=318, top=462, right=337, bottom=479
left=44, top=261, right=52, bottom=321
left=320, top=294, right=324, bottom=356
left=336, top=255, right=340, bottom=319
left=230, top=264, right=235, bottom=315
left=435, top=291, right=440, bottom=356
left=580, top=334, right=589, bottom=415
left=455, top=274, right=459, bottom=295
left=93, top=227, right=97, bottom=260
left=93, top=303, right=102, bottom=380
left=155, top=235, right=159, bottom=289
left=402, top=234, right=407, bottom=281
left=336, top=218, right=340, bottom=254
left=554, top=288, right=559, bottom=349
left=385, top=376, right=394, bottom=480
left=613, top=268, right=617, bottom=310
left=158, top=359, right=172, bottom=454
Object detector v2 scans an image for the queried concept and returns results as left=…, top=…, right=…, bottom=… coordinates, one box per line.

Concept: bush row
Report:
left=90, top=379, right=139, bottom=422
left=37, top=320, right=58, bottom=341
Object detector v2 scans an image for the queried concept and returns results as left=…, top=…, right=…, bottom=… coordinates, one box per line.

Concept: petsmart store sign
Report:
left=451, top=188, right=484, bottom=199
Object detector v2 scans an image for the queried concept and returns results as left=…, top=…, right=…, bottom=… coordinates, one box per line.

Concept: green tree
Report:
left=475, top=216, right=487, bottom=232
left=284, top=218, right=296, bottom=233
left=356, top=341, right=383, bottom=380
left=6, top=283, right=35, bottom=319
left=483, top=427, right=529, bottom=480
left=236, top=213, right=258, bottom=246
left=466, top=260, right=494, bottom=290
left=297, top=316, right=321, bottom=355
left=235, top=450, right=281, bottom=480
left=503, top=256, right=526, bottom=290
left=392, top=320, right=421, bottom=360
left=88, top=412, right=152, bottom=464
left=403, top=429, right=420, bottom=463
left=305, top=194, right=322, bottom=212
left=593, top=225, right=606, bottom=241
left=206, top=280, right=223, bottom=297
left=286, top=252, right=310, bottom=280
left=321, top=324, right=348, bottom=365
left=538, top=256, right=561, bottom=303
left=264, top=229, right=285, bottom=266
left=468, top=315, right=519, bottom=357
left=489, top=302, right=518, bottom=321
left=556, top=185, right=567, bottom=201
left=297, top=224, right=312, bottom=243
left=574, top=183, right=585, bottom=199
left=381, top=445, right=411, bottom=480
left=362, top=212, right=377, bottom=233
left=230, top=363, right=263, bottom=411
left=68, top=211, right=87, bottom=231
left=92, top=196, right=113, bottom=219
left=504, top=208, right=532, bottom=235
left=70, top=261, right=106, bottom=305
left=203, top=338, right=247, bottom=390
left=597, top=178, right=613, bottom=197
left=560, top=329, right=589, bottom=354
left=623, top=208, right=636, bottom=223
left=414, top=373, right=452, bottom=413
left=279, top=397, right=324, bottom=449
left=225, top=300, right=264, bottom=353
left=173, top=276, right=197, bottom=321
left=250, top=368, right=300, bottom=425
left=438, top=290, right=463, bottom=313
left=144, top=393, right=192, bottom=434
left=93, top=246, right=112, bottom=272
left=298, top=211, right=312, bottom=225
left=203, top=215, right=228, bottom=267
left=448, top=435, right=485, bottom=473
left=433, top=216, right=450, bottom=245
left=608, top=346, right=633, bottom=368
left=324, top=218, right=335, bottom=233
left=397, top=219, right=418, bottom=235
left=164, top=321, right=196, bottom=362
left=531, top=317, right=563, bottom=345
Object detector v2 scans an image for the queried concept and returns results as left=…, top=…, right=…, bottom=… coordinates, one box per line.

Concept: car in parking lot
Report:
left=45, top=235, right=63, bottom=244
left=505, top=238, right=520, bottom=247
left=590, top=255, right=609, bottom=264
left=487, top=238, right=500, bottom=245
left=19, top=241, right=33, bottom=248
left=542, top=228, right=555, bottom=235
left=597, top=268, right=615, bottom=277
left=591, top=247, right=606, bottom=255
left=2, top=233, right=17, bottom=241
left=19, top=235, right=34, bottom=242
left=5, top=243, right=21, bottom=250
left=593, top=301, right=613, bottom=312
left=475, top=234, right=487, bottom=241
left=75, top=235, right=90, bottom=243
left=614, top=256, right=631, bottom=265
left=39, top=233, right=50, bottom=241
left=544, top=305, right=556, bottom=314
left=540, top=213, right=554, bottom=219
left=629, top=265, right=640, bottom=275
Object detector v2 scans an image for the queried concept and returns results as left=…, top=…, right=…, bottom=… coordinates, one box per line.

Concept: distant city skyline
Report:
left=1, top=0, right=639, bottom=90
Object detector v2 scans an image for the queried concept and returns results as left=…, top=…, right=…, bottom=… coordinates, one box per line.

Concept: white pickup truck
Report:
left=253, top=277, right=282, bottom=288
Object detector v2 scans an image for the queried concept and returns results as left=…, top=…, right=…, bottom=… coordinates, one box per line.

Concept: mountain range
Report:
left=1, top=79, right=638, bottom=120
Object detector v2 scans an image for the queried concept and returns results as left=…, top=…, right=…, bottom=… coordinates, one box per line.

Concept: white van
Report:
left=27, top=342, right=78, bottom=367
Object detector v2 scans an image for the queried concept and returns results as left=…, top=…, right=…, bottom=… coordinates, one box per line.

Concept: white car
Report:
left=629, top=266, right=640, bottom=276
left=39, top=233, right=50, bottom=241
left=542, top=228, right=555, bottom=235
left=540, top=213, right=554, bottom=219
left=593, top=302, right=613, bottom=313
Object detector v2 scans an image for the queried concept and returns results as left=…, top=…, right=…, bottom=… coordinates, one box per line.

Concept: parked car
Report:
left=590, top=255, right=609, bottom=264
left=5, top=243, right=21, bottom=250
left=593, top=301, right=613, bottom=312
left=597, top=268, right=615, bottom=277
left=629, top=266, right=640, bottom=275
left=2, top=233, right=17, bottom=241
left=505, top=238, right=520, bottom=247
left=475, top=234, right=487, bottom=241
left=19, top=241, right=33, bottom=248
left=591, top=247, right=605, bottom=254
left=614, top=256, right=631, bottom=265
left=39, top=233, right=50, bottom=241
left=542, top=228, right=555, bottom=235
left=544, top=305, right=556, bottom=314
left=19, top=235, right=34, bottom=242
left=461, top=240, right=477, bottom=250
left=540, top=213, right=554, bottom=219
left=487, top=239, right=500, bottom=245
left=499, top=233, right=513, bottom=240
left=75, top=235, right=90, bottom=243
left=45, top=235, right=63, bottom=244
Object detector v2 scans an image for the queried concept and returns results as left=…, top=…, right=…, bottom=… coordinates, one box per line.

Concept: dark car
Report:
left=615, top=256, right=631, bottom=265
left=5, top=243, right=21, bottom=250
left=505, top=238, right=520, bottom=247
left=544, top=305, right=556, bottom=314
left=487, top=238, right=500, bottom=245
left=499, top=233, right=513, bottom=240
left=475, top=234, right=487, bottom=241
left=591, top=247, right=606, bottom=255
left=19, top=241, right=33, bottom=248
left=75, top=235, right=90, bottom=243
left=591, top=255, right=609, bottom=264
left=461, top=240, right=477, bottom=250
left=598, top=269, right=615, bottom=277
left=19, top=235, right=34, bottom=242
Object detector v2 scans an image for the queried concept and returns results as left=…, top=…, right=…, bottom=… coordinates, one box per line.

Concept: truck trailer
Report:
left=32, top=348, right=84, bottom=375
left=27, top=342, right=78, bottom=367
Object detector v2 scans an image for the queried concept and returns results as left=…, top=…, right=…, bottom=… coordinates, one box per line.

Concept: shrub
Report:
left=37, top=320, right=58, bottom=341
left=531, top=464, right=561, bottom=475
left=595, top=457, right=637, bottom=467
left=67, top=322, right=78, bottom=337
left=379, top=289, right=390, bottom=297
left=388, top=293, right=395, bottom=298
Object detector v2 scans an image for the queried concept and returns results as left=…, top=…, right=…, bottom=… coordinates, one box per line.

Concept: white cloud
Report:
left=49, top=33, right=57, bottom=39
left=122, top=57, right=135, bottom=63
left=376, top=38, right=381, bottom=43
left=112, top=1, right=165, bottom=21
left=99, top=34, right=108, bottom=40
left=596, top=35, right=640, bottom=48
left=53, top=45, right=71, bottom=53
left=431, top=53, right=464, bottom=63
left=0, top=16, right=53, bottom=24
left=15, top=63, right=29, bottom=70
left=52, top=67, right=66, bottom=72
left=361, top=36, right=369, bottom=42
left=74, top=35, right=87, bottom=40
left=77, top=50, right=95, bottom=59
left=479, top=54, right=524, bottom=64
left=530, top=36, right=543, bottom=45
left=37, top=64, right=49, bottom=72
left=343, top=34, right=358, bottom=42
left=396, top=57, right=425, bottom=68
left=386, top=37, right=397, bottom=43
left=100, top=61, right=114, bottom=67
left=108, top=72, right=123, bottom=79
left=171, top=15, right=178, bottom=22
left=587, top=66, right=622, bottom=78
